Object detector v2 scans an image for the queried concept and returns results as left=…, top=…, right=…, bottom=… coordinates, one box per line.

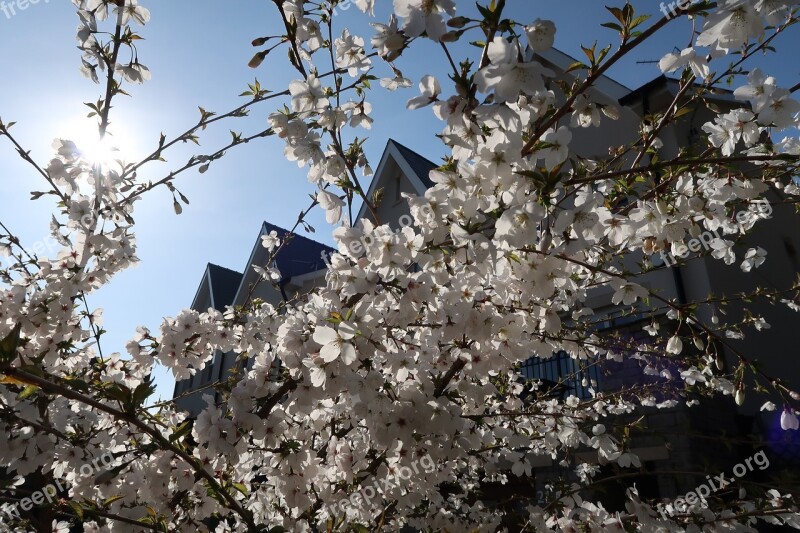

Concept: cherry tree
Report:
left=1, top=0, right=800, bottom=531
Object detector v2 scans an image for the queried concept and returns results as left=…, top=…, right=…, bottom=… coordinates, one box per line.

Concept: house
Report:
left=172, top=49, right=800, bottom=517
left=173, top=223, right=334, bottom=415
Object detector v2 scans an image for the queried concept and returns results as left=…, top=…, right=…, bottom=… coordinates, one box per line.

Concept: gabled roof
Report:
left=619, top=75, right=739, bottom=107
left=261, top=221, right=335, bottom=278
left=532, top=47, right=631, bottom=101
left=230, top=222, right=335, bottom=307
left=355, top=139, right=440, bottom=223
left=190, top=263, right=243, bottom=312
left=206, top=263, right=243, bottom=310
left=389, top=139, right=438, bottom=189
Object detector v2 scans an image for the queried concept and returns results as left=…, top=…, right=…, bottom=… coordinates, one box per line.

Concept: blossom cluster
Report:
left=0, top=0, right=799, bottom=531
left=327, top=453, right=437, bottom=518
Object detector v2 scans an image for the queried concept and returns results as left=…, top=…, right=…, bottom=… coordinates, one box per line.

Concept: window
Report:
left=519, top=351, right=599, bottom=400
left=393, top=174, right=403, bottom=204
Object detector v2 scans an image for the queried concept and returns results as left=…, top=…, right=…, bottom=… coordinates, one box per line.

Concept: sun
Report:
left=59, top=118, right=133, bottom=169
left=80, top=133, right=121, bottom=168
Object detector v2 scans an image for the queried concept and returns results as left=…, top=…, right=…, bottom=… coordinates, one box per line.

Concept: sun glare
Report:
left=60, top=118, right=133, bottom=169
left=80, top=134, right=120, bottom=168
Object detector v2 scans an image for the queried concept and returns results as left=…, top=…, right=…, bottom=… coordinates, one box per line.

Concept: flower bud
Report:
left=440, top=30, right=462, bottom=43
left=735, top=388, right=745, bottom=406
left=666, top=335, right=683, bottom=355
left=780, top=408, right=799, bottom=431
left=447, top=16, right=469, bottom=28
left=248, top=50, right=269, bottom=69
left=601, top=105, right=620, bottom=120
left=525, top=19, right=556, bottom=52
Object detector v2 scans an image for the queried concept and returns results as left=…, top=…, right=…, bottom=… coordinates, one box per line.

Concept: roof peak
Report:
left=260, top=221, right=335, bottom=252
left=386, top=139, right=438, bottom=188
left=207, top=262, right=242, bottom=276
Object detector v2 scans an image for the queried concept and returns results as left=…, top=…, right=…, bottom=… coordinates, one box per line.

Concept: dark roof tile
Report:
left=262, top=222, right=335, bottom=279
left=389, top=139, right=438, bottom=188
left=206, top=263, right=243, bottom=310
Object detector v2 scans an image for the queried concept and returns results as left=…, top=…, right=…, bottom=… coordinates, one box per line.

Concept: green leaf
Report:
left=68, top=500, right=84, bottom=520
left=622, top=3, right=634, bottom=22
left=606, top=5, right=625, bottom=23
left=231, top=482, right=249, bottom=496
left=597, top=44, right=612, bottom=64
left=600, top=22, right=623, bottom=32
left=169, top=420, right=193, bottom=442
left=0, top=324, right=22, bottom=372
left=19, top=364, right=44, bottom=378
left=18, top=384, right=38, bottom=400
left=132, top=381, right=155, bottom=407
left=630, top=14, right=651, bottom=29
left=65, top=378, right=90, bottom=392
left=103, top=495, right=125, bottom=507
left=475, top=2, right=492, bottom=19
left=566, top=61, right=588, bottom=73
left=581, top=44, right=596, bottom=65
left=103, top=383, right=130, bottom=403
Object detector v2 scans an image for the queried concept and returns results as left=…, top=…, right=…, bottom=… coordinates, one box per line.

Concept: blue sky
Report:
left=1, top=1, right=798, bottom=400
